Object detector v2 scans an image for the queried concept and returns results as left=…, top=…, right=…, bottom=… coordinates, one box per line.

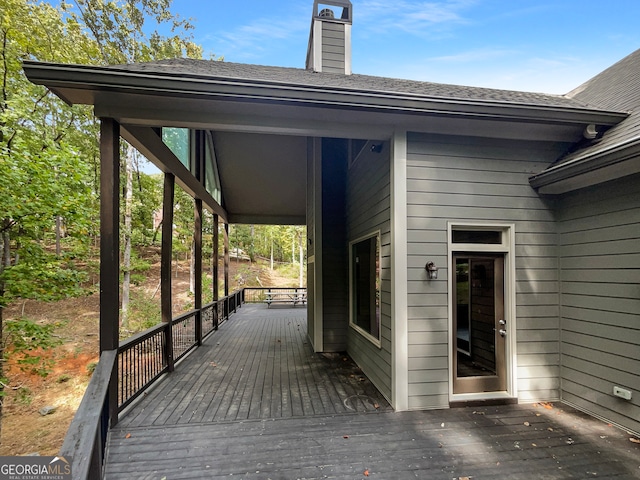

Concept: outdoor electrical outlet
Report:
left=613, top=386, right=632, bottom=400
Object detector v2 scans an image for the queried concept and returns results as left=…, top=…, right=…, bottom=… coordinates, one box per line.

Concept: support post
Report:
left=99, top=118, right=120, bottom=426
left=194, top=198, right=203, bottom=345
left=161, top=173, right=175, bottom=372
left=224, top=222, right=230, bottom=298
left=213, top=214, right=219, bottom=330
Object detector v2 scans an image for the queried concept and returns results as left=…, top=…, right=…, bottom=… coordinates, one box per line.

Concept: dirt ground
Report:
left=0, top=252, right=299, bottom=456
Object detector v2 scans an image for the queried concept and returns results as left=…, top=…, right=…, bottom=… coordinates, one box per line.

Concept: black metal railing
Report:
left=118, top=324, right=167, bottom=412
left=60, top=287, right=290, bottom=479
left=172, top=309, right=198, bottom=362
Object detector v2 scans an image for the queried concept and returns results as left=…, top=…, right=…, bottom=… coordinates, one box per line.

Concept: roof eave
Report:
left=529, top=137, right=640, bottom=194
left=23, top=61, right=628, bottom=126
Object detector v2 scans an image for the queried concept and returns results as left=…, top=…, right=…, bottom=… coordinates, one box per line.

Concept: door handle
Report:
left=499, top=319, right=506, bottom=326
left=499, top=329, right=507, bottom=337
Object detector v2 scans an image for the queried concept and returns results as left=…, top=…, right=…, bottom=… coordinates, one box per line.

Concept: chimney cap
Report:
left=313, top=0, right=352, bottom=22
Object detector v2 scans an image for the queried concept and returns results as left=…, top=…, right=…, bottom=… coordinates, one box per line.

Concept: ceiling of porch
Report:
left=211, top=131, right=307, bottom=225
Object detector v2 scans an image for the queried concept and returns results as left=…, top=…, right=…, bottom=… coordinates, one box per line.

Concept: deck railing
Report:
left=60, top=349, right=117, bottom=480
left=117, top=289, right=244, bottom=413
left=61, top=289, right=245, bottom=479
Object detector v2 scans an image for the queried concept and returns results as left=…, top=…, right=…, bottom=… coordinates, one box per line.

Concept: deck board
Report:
left=107, top=304, right=640, bottom=479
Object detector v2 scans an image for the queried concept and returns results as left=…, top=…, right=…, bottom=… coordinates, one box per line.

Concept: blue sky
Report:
left=172, top=0, right=640, bottom=94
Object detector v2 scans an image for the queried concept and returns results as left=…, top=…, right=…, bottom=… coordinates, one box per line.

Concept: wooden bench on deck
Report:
left=264, top=290, right=307, bottom=308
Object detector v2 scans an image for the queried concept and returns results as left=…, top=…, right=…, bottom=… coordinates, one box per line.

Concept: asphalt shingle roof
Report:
left=108, top=58, right=592, bottom=110
left=557, top=48, right=640, bottom=164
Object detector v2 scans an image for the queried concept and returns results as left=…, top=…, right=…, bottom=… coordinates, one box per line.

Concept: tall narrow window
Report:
left=350, top=233, right=381, bottom=345
left=204, top=132, right=222, bottom=204
left=162, top=127, right=190, bottom=169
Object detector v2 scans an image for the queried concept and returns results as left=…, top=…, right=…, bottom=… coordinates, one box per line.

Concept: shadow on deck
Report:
left=105, top=304, right=640, bottom=479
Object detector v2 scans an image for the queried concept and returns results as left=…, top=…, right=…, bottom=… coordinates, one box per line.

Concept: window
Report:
left=162, top=127, right=190, bottom=169
left=349, top=232, right=381, bottom=345
left=204, top=132, right=222, bottom=204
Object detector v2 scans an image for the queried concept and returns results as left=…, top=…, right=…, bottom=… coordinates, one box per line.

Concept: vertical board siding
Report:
left=346, top=141, right=393, bottom=400
left=557, top=173, right=640, bottom=434
left=406, top=132, right=566, bottom=409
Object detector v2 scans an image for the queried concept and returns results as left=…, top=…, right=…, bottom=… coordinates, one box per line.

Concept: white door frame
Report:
left=447, top=222, right=518, bottom=403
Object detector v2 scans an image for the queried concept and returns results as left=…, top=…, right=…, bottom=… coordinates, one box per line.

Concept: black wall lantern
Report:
left=425, top=261, right=439, bottom=280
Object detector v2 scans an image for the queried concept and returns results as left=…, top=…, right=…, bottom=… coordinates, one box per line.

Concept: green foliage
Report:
left=121, top=290, right=161, bottom=336
left=4, top=318, right=63, bottom=377
left=1, top=252, right=87, bottom=304
left=86, top=361, right=97, bottom=376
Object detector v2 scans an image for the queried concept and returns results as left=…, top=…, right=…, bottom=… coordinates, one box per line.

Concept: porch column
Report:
left=213, top=214, right=219, bottom=329
left=194, top=198, right=203, bottom=345
left=161, top=173, right=175, bottom=372
left=99, top=117, right=120, bottom=425
left=224, top=222, right=230, bottom=297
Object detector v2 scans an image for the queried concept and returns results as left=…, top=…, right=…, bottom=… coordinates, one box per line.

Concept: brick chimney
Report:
left=306, top=0, right=353, bottom=75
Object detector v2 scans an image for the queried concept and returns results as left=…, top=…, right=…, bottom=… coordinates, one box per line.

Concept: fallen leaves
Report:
left=524, top=422, right=531, bottom=427
left=363, top=469, right=370, bottom=476
left=534, top=402, right=554, bottom=410
left=125, top=433, right=131, bottom=439
left=630, top=437, right=640, bottom=444
left=343, top=435, right=350, bottom=439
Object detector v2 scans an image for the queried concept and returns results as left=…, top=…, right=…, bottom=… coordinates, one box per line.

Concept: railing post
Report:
left=161, top=172, right=175, bottom=372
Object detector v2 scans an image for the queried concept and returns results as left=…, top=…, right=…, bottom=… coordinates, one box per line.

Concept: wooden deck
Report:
left=105, top=304, right=640, bottom=479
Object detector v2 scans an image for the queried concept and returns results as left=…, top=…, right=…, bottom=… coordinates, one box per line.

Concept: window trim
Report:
left=348, top=230, right=382, bottom=348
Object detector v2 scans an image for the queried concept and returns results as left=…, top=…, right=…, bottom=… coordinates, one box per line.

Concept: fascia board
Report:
left=529, top=138, right=640, bottom=193
left=23, top=61, right=628, bottom=126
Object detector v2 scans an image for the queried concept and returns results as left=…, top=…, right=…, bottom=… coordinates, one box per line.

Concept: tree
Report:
left=0, top=0, right=205, bottom=439
left=63, top=0, right=204, bottom=320
left=0, top=0, right=102, bottom=438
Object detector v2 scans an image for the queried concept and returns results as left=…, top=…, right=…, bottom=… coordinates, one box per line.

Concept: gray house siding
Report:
left=557, top=173, right=640, bottom=434
left=406, top=132, right=567, bottom=409
left=321, top=22, right=345, bottom=74
left=346, top=141, right=393, bottom=401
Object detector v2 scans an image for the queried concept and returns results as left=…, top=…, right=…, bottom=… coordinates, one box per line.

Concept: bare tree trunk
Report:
left=121, top=144, right=134, bottom=328
left=55, top=216, right=62, bottom=257
left=2, top=228, right=9, bottom=267
left=270, top=237, right=274, bottom=271
left=298, top=230, right=303, bottom=288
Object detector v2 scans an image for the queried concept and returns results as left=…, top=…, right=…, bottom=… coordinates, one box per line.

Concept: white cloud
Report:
left=201, top=6, right=309, bottom=64
left=357, top=0, right=477, bottom=37
left=429, top=48, right=518, bottom=63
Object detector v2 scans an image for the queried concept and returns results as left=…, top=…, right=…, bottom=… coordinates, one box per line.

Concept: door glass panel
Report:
left=456, top=257, right=496, bottom=378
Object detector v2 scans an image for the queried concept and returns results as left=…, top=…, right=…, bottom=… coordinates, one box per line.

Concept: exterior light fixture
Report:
left=425, top=261, right=439, bottom=280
